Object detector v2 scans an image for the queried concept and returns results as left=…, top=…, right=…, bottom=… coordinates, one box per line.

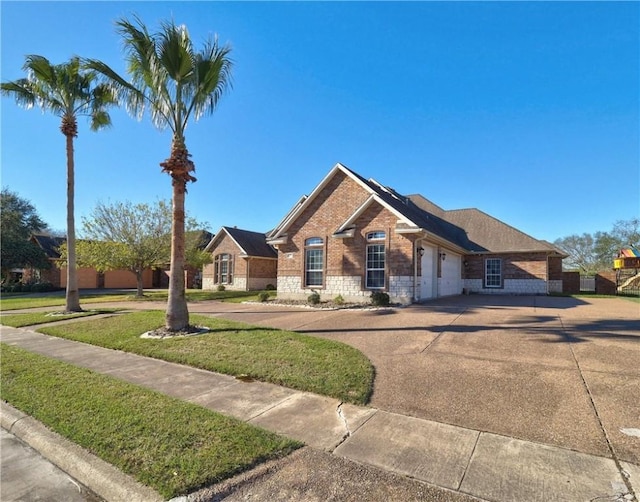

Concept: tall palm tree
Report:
left=1, top=56, right=115, bottom=312
left=86, top=16, right=233, bottom=331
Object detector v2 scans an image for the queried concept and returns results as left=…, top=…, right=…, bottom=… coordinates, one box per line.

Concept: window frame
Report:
left=304, top=237, right=324, bottom=288
left=484, top=258, right=502, bottom=288
left=365, top=231, right=386, bottom=289
left=214, top=253, right=233, bottom=285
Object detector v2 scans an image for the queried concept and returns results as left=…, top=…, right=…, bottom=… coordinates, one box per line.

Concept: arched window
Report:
left=305, top=237, right=324, bottom=287
left=214, top=253, right=233, bottom=284
left=366, top=231, right=385, bottom=289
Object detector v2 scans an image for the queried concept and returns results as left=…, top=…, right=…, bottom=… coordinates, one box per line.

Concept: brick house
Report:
left=202, top=227, right=277, bottom=291
left=27, top=234, right=154, bottom=289
left=266, top=163, right=566, bottom=304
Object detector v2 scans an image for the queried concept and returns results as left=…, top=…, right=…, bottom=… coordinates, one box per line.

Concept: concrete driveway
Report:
left=197, top=295, right=639, bottom=467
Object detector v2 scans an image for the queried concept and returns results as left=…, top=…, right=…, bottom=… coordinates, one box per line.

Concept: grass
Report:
left=572, top=293, right=640, bottom=303
left=0, top=289, right=275, bottom=311
left=0, top=344, right=299, bottom=499
left=0, top=309, right=119, bottom=328
left=38, top=310, right=374, bottom=405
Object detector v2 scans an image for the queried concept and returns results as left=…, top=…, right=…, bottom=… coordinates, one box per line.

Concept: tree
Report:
left=0, top=188, right=50, bottom=282
left=612, top=218, right=640, bottom=249
left=86, top=16, right=232, bottom=330
left=61, top=200, right=209, bottom=297
left=554, top=233, right=598, bottom=273
left=1, top=56, right=116, bottom=312
left=555, top=218, right=640, bottom=273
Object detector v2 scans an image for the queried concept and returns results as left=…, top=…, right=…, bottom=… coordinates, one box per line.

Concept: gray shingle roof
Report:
left=31, top=234, right=66, bottom=259
left=342, top=165, right=560, bottom=254
left=222, top=227, right=277, bottom=258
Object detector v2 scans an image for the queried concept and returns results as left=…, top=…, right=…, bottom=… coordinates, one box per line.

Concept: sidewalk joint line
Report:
left=456, top=430, right=481, bottom=491
left=245, top=393, right=299, bottom=422
left=560, top=315, right=637, bottom=501
left=330, top=408, right=378, bottom=453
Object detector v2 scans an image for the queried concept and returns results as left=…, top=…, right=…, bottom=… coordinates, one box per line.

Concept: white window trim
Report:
left=304, top=237, right=324, bottom=287
left=485, top=258, right=502, bottom=288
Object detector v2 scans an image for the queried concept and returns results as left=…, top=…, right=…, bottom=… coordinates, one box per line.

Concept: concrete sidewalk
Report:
left=1, top=325, right=637, bottom=502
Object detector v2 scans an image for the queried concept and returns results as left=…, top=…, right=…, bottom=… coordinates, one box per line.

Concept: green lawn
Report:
left=37, top=310, right=374, bottom=405
left=0, top=289, right=274, bottom=310
left=1, top=344, right=299, bottom=499
left=0, top=309, right=119, bottom=328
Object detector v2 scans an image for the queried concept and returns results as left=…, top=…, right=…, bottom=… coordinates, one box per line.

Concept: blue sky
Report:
left=2, top=1, right=638, bottom=243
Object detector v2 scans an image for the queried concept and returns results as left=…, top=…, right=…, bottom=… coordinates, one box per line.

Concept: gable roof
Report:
left=31, top=234, right=66, bottom=259
left=442, top=207, right=563, bottom=254
left=268, top=163, right=563, bottom=256
left=205, top=227, right=277, bottom=259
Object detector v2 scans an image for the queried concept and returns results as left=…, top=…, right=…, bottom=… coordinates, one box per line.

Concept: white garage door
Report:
left=439, top=253, right=462, bottom=297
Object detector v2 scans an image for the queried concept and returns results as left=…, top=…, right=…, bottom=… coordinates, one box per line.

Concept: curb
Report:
left=1, top=401, right=163, bottom=502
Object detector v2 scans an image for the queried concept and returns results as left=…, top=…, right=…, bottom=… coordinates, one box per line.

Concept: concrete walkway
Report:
left=1, top=324, right=637, bottom=502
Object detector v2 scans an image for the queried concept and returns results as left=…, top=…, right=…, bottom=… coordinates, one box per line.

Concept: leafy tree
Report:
left=86, top=16, right=232, bottom=330
left=59, top=200, right=210, bottom=297
left=0, top=188, right=50, bottom=282
left=612, top=218, right=640, bottom=248
left=555, top=218, right=640, bottom=273
left=1, top=56, right=116, bottom=312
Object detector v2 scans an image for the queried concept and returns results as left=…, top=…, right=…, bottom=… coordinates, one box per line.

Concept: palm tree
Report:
left=1, top=56, right=115, bottom=312
left=86, top=16, right=232, bottom=331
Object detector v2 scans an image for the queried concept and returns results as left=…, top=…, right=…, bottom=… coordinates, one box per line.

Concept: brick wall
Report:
left=104, top=269, right=153, bottom=289
left=246, top=258, right=277, bottom=290
left=276, top=170, right=416, bottom=301
left=203, top=234, right=276, bottom=291
left=595, top=271, right=617, bottom=295
left=548, top=256, right=563, bottom=281
left=463, top=252, right=559, bottom=294
left=562, top=272, right=580, bottom=294
left=60, top=267, right=98, bottom=289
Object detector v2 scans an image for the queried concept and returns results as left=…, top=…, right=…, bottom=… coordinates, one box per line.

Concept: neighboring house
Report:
left=22, top=234, right=66, bottom=287
left=202, top=226, right=277, bottom=291
left=27, top=234, right=154, bottom=289
left=266, top=163, right=565, bottom=304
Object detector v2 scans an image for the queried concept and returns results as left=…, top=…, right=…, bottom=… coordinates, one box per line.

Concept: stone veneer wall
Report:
left=464, top=278, right=547, bottom=295
left=247, top=277, right=276, bottom=290
left=277, top=275, right=415, bottom=304
left=548, top=280, right=563, bottom=294
left=203, top=277, right=247, bottom=291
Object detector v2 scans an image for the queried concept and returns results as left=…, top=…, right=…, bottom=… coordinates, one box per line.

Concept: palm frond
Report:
left=0, top=80, right=37, bottom=109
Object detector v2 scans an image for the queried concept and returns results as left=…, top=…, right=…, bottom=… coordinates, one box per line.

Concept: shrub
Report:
left=307, top=292, right=321, bottom=305
left=333, top=295, right=344, bottom=305
left=216, top=284, right=226, bottom=292
left=370, top=291, right=390, bottom=307
left=258, top=291, right=270, bottom=302
left=30, top=282, right=55, bottom=293
left=265, top=284, right=276, bottom=291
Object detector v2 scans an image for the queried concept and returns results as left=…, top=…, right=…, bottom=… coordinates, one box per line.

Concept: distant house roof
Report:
left=187, top=230, right=214, bottom=251
left=268, top=163, right=565, bottom=256
left=31, top=234, right=66, bottom=259
left=205, top=227, right=277, bottom=259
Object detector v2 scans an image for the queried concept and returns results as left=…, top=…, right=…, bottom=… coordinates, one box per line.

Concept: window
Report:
left=305, top=237, right=324, bottom=287
left=214, top=253, right=233, bottom=284
left=366, top=231, right=386, bottom=289
left=485, top=258, right=502, bottom=288
left=367, top=231, right=386, bottom=241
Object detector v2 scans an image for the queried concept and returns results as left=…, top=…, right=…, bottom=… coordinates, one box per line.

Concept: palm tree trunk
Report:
left=135, top=268, right=145, bottom=298
left=166, top=179, right=189, bottom=330
left=65, top=133, right=81, bottom=312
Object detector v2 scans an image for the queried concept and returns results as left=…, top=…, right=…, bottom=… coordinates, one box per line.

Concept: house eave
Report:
left=395, top=226, right=424, bottom=235
left=332, top=228, right=356, bottom=239
left=266, top=236, right=288, bottom=246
